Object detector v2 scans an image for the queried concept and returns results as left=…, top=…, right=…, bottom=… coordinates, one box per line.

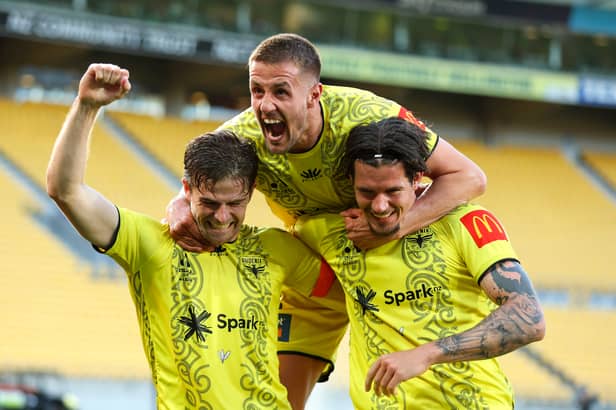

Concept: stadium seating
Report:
left=0, top=99, right=176, bottom=216
left=582, top=150, right=616, bottom=187
left=530, top=307, right=616, bottom=403
left=498, top=348, right=570, bottom=402
left=451, top=139, right=616, bottom=292
left=0, top=166, right=148, bottom=379
left=107, top=111, right=220, bottom=177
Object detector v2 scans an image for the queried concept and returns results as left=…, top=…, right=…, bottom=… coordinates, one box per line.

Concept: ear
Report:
left=182, top=178, right=191, bottom=200
left=247, top=182, right=256, bottom=200
left=308, top=82, right=322, bottom=107
left=412, top=172, right=424, bottom=188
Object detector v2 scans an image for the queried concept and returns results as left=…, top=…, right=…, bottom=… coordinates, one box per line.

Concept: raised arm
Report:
left=343, top=137, right=486, bottom=249
left=46, top=63, right=131, bottom=249
left=365, top=260, right=545, bottom=396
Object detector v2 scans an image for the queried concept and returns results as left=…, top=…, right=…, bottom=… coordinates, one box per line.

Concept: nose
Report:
left=370, top=194, right=389, bottom=215
left=214, top=205, right=231, bottom=225
left=260, top=92, right=276, bottom=114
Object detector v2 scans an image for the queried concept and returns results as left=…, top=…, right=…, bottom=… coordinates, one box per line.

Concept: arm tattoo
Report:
left=435, top=261, right=544, bottom=362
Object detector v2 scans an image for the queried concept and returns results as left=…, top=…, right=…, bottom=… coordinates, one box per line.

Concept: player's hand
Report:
left=165, top=194, right=214, bottom=252
left=340, top=208, right=393, bottom=250
left=364, top=348, right=431, bottom=397
left=78, top=63, right=131, bottom=108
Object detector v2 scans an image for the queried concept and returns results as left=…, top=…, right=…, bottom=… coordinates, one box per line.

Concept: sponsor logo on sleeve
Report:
left=460, top=209, right=508, bottom=248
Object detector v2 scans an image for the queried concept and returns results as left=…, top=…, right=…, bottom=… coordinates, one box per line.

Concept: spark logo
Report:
left=355, top=286, right=379, bottom=315
left=384, top=284, right=442, bottom=306
left=178, top=305, right=212, bottom=342
left=217, top=314, right=262, bottom=332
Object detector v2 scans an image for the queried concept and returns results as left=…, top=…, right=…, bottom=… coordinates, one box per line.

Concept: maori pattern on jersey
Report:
left=401, top=229, right=487, bottom=409
left=170, top=246, right=213, bottom=409
left=129, top=270, right=158, bottom=385
left=332, top=234, right=407, bottom=409
left=233, top=226, right=278, bottom=409
left=323, top=90, right=403, bottom=204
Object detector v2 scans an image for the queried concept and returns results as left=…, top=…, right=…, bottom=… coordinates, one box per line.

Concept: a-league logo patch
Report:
left=278, top=313, right=292, bottom=342
left=460, top=209, right=508, bottom=248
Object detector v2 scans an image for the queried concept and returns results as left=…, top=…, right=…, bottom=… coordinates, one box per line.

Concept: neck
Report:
left=289, top=101, right=324, bottom=153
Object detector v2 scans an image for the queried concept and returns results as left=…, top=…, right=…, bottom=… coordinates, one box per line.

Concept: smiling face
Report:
left=183, top=177, right=253, bottom=246
left=249, top=59, right=322, bottom=154
left=353, top=160, right=422, bottom=236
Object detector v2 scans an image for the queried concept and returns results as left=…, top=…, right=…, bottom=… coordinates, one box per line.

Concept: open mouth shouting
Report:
left=262, top=118, right=288, bottom=151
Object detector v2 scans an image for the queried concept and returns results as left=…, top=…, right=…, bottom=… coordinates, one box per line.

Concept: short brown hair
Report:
left=249, top=33, right=321, bottom=80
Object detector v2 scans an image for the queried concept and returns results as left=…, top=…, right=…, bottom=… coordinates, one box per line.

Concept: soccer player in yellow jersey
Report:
left=46, top=63, right=328, bottom=409
left=166, top=33, right=488, bottom=408
left=293, top=117, right=546, bottom=409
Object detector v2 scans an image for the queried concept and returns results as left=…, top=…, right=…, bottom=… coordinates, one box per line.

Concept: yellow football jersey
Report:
left=294, top=204, right=518, bottom=409
left=221, top=84, right=439, bottom=382
left=220, top=84, right=438, bottom=227
left=103, top=208, right=322, bottom=409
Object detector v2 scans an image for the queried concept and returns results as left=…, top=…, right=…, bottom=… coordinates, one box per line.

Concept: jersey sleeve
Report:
left=450, top=205, right=519, bottom=282
left=103, top=207, right=169, bottom=279
left=267, top=228, right=323, bottom=295
left=396, top=105, right=438, bottom=158
left=277, top=214, right=349, bottom=381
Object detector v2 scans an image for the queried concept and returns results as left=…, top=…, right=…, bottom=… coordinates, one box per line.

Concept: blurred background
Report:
left=0, top=0, right=615, bottom=409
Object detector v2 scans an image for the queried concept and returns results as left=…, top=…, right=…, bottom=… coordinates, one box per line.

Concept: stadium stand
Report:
left=582, top=150, right=616, bottom=188
left=450, top=139, right=616, bottom=293
left=106, top=111, right=220, bottom=176
left=0, top=167, right=148, bottom=379
left=499, top=349, right=571, bottom=402
left=531, top=307, right=616, bottom=404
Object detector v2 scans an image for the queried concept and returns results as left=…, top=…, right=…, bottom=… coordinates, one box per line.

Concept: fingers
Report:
left=78, top=63, right=131, bottom=107
left=368, top=365, right=398, bottom=396
left=340, top=208, right=362, bottom=218
left=365, top=360, right=379, bottom=392
left=90, top=63, right=128, bottom=86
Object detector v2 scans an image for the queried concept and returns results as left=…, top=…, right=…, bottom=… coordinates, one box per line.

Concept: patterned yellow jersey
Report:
left=221, top=84, right=439, bottom=380
left=219, top=84, right=438, bottom=227
left=103, top=208, right=322, bottom=409
left=294, top=204, right=518, bottom=409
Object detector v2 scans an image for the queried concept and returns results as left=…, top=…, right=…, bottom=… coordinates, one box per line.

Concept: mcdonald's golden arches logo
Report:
left=460, top=209, right=508, bottom=248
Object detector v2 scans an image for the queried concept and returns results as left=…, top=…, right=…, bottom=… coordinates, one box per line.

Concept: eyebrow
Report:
left=250, top=79, right=291, bottom=89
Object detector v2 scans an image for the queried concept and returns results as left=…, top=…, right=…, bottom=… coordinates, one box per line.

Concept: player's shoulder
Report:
left=118, top=207, right=164, bottom=229
left=239, top=224, right=291, bottom=241
left=218, top=107, right=261, bottom=138
left=437, top=203, right=501, bottom=232
left=295, top=212, right=344, bottom=236
left=322, top=84, right=390, bottom=102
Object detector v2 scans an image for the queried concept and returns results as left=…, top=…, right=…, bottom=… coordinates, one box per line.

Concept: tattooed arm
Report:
left=364, top=260, right=546, bottom=396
